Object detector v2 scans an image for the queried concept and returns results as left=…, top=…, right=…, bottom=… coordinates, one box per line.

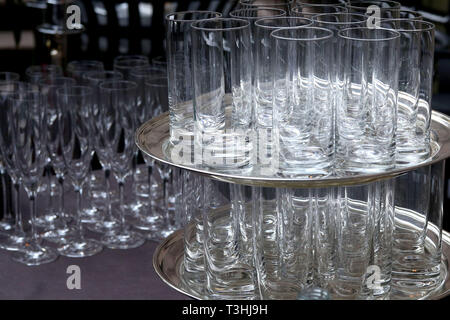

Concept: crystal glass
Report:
left=345, top=1, right=400, bottom=19
left=0, top=81, right=33, bottom=250
left=0, top=72, right=20, bottom=82
left=392, top=162, right=445, bottom=299
left=98, top=80, right=145, bottom=249
left=165, top=11, right=222, bottom=150
left=272, top=27, right=335, bottom=177
left=66, top=60, right=105, bottom=84
left=335, top=27, right=400, bottom=174
left=291, top=3, right=348, bottom=19
left=56, top=86, right=103, bottom=257
left=38, top=76, right=77, bottom=244
left=191, top=18, right=253, bottom=173
left=113, top=55, right=149, bottom=80
left=7, top=90, right=59, bottom=265
left=202, top=178, right=255, bottom=299
left=239, top=0, right=295, bottom=12
left=376, top=19, right=435, bottom=165
left=25, top=65, right=63, bottom=84
left=253, top=17, right=313, bottom=175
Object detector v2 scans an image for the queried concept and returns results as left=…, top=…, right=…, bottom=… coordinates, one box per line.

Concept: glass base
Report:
left=58, top=238, right=103, bottom=258
left=0, top=231, right=27, bottom=251
left=12, top=243, right=59, bottom=266
left=88, top=218, right=121, bottom=234
left=101, top=230, right=145, bottom=250
left=0, top=218, right=14, bottom=232
left=41, top=225, right=78, bottom=244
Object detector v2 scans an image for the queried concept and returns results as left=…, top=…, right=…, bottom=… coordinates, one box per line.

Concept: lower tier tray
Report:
left=153, top=228, right=450, bottom=300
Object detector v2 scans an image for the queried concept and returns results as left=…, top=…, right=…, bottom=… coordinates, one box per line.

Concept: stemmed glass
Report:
left=38, top=77, right=78, bottom=244
left=7, top=89, right=59, bottom=265
left=98, top=80, right=145, bottom=249
left=0, top=81, right=32, bottom=250
left=83, top=70, right=124, bottom=233
left=56, top=86, right=103, bottom=257
left=0, top=72, right=20, bottom=232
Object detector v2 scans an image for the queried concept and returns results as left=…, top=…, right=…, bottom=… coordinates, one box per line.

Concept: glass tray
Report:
left=136, top=111, right=450, bottom=188
left=153, top=227, right=450, bottom=300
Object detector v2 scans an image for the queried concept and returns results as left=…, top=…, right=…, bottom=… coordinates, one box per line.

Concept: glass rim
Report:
left=376, top=19, right=435, bottom=32
left=130, top=65, right=166, bottom=76
left=398, top=9, right=423, bottom=17
left=38, top=76, right=76, bottom=87
left=0, top=81, right=36, bottom=94
left=25, top=64, right=62, bottom=74
left=165, top=10, right=222, bottom=23
left=254, top=16, right=313, bottom=29
left=345, top=0, right=401, bottom=10
left=312, top=12, right=368, bottom=25
left=0, top=71, right=20, bottom=80
left=271, top=26, right=334, bottom=41
left=338, top=27, right=401, bottom=41
left=67, top=60, right=104, bottom=69
left=83, top=70, right=124, bottom=80
left=229, top=7, right=287, bottom=20
left=191, top=18, right=250, bottom=32
left=239, top=0, right=295, bottom=5
left=144, top=77, right=168, bottom=88
left=56, top=85, right=93, bottom=97
left=98, top=80, right=138, bottom=91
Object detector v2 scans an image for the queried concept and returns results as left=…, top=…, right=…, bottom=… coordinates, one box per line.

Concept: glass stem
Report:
left=58, top=176, right=65, bottom=220
left=1, top=172, right=11, bottom=219
left=147, top=165, right=153, bottom=214
left=118, top=180, right=125, bottom=228
left=29, top=192, right=38, bottom=244
left=47, top=166, right=54, bottom=213
left=76, top=187, right=84, bottom=240
left=13, top=183, right=23, bottom=233
left=104, top=168, right=113, bottom=220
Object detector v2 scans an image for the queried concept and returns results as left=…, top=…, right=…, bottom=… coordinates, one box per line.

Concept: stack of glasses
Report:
left=161, top=1, right=445, bottom=300
left=0, top=55, right=180, bottom=265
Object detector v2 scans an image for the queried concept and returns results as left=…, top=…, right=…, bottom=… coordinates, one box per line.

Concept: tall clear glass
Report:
left=25, top=65, right=63, bottom=84
left=56, top=86, right=103, bottom=257
left=272, top=27, right=335, bottom=177
left=165, top=11, right=222, bottom=152
left=8, top=90, right=59, bottom=265
left=38, top=76, right=77, bottom=244
left=376, top=19, right=435, bottom=166
left=336, top=27, right=400, bottom=174
left=392, top=162, right=445, bottom=299
left=98, top=80, right=145, bottom=249
left=191, top=18, right=253, bottom=173
left=66, top=60, right=104, bottom=84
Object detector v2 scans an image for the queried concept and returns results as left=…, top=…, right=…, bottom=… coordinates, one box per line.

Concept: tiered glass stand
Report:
left=136, top=111, right=450, bottom=300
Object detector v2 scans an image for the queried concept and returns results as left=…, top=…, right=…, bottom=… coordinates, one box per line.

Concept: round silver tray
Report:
left=153, top=228, right=450, bottom=300
left=136, top=111, right=450, bottom=188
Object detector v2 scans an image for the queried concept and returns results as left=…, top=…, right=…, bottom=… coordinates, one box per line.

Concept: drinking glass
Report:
left=392, top=162, right=445, bottom=299
left=335, top=27, right=400, bottom=174
left=56, top=86, right=103, bottom=257
left=253, top=17, right=313, bottom=175
left=113, top=55, right=149, bottom=80
left=38, top=77, right=78, bottom=244
left=291, top=3, right=348, bottom=19
left=8, top=90, right=59, bottom=265
left=165, top=11, right=222, bottom=152
left=98, top=80, right=145, bottom=249
left=202, top=178, right=256, bottom=299
left=0, top=81, right=33, bottom=250
left=132, top=71, right=172, bottom=238
left=376, top=19, right=435, bottom=165
left=83, top=71, right=124, bottom=231
left=66, top=60, right=105, bottom=84
left=0, top=74, right=20, bottom=232
left=272, top=27, right=335, bottom=177
left=191, top=18, right=253, bottom=173
left=25, top=65, right=63, bottom=84
left=345, top=1, right=400, bottom=19
left=239, top=0, right=295, bottom=12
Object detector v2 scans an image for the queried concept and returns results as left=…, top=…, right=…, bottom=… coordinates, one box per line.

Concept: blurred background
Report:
left=0, top=0, right=449, bottom=231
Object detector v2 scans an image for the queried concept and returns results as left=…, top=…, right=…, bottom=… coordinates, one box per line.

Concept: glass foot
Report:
left=0, top=218, right=14, bottom=232
left=41, top=225, right=78, bottom=244
left=0, top=231, right=27, bottom=251
left=101, top=230, right=145, bottom=250
left=87, top=218, right=121, bottom=234
left=34, top=213, right=59, bottom=228
left=12, top=243, right=58, bottom=266
left=58, top=238, right=103, bottom=258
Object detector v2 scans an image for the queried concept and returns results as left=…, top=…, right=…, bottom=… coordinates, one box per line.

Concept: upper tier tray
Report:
left=135, top=111, right=450, bottom=188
